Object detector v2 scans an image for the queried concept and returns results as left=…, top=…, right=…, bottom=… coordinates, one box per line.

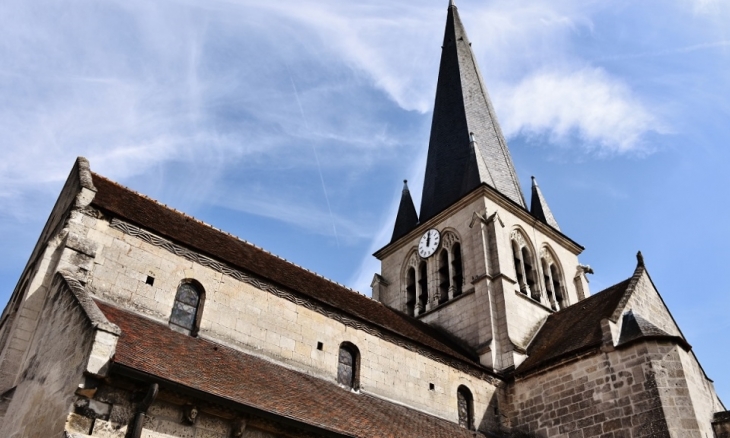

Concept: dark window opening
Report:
left=146, top=275, right=155, bottom=286
left=317, top=342, right=323, bottom=351
left=406, top=267, right=416, bottom=316
left=337, top=343, right=360, bottom=389
left=457, top=385, right=474, bottom=430
left=438, top=249, right=450, bottom=304
left=418, top=262, right=428, bottom=313
left=522, top=247, right=539, bottom=301
left=451, top=243, right=463, bottom=297
left=551, top=265, right=564, bottom=309
left=169, top=281, right=203, bottom=336
left=429, top=383, right=435, bottom=391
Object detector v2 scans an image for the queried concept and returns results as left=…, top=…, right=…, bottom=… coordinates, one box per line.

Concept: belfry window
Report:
left=418, top=261, right=428, bottom=313
left=438, top=249, right=450, bottom=305
left=511, top=231, right=539, bottom=301
left=457, top=385, right=474, bottom=429
left=406, top=267, right=416, bottom=317
left=337, top=342, right=360, bottom=389
left=169, top=281, right=204, bottom=335
left=451, top=242, right=463, bottom=297
left=541, top=249, right=566, bottom=310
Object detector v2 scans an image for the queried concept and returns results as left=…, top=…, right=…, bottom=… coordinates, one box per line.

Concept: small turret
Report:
left=390, top=180, right=419, bottom=242
left=530, top=176, right=560, bottom=230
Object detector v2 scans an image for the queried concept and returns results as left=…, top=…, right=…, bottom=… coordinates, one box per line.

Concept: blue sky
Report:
left=2, top=0, right=729, bottom=401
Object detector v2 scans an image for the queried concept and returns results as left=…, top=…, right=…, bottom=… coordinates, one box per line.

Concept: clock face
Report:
left=418, top=229, right=441, bottom=258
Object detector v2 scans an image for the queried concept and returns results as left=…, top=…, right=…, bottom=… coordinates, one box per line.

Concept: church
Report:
left=0, top=2, right=727, bottom=437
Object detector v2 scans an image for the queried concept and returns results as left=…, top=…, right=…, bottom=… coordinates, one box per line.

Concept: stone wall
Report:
left=67, top=382, right=281, bottom=438
left=77, top=211, right=502, bottom=431
left=677, top=348, right=725, bottom=437
left=505, top=340, right=714, bottom=438
left=0, top=275, right=97, bottom=437
left=421, top=291, right=481, bottom=348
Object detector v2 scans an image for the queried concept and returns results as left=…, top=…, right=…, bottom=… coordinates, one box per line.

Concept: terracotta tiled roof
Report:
left=89, top=173, right=482, bottom=369
left=97, top=301, right=486, bottom=438
left=515, top=278, right=631, bottom=375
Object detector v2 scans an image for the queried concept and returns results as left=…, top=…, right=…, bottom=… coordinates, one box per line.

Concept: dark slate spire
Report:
left=391, top=180, right=419, bottom=242
left=530, top=176, right=560, bottom=231
left=419, top=2, right=526, bottom=222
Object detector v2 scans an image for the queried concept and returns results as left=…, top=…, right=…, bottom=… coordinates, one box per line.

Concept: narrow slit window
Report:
left=438, top=249, right=450, bottom=304
left=451, top=243, right=463, bottom=297
left=406, top=267, right=416, bottom=316
left=418, top=261, right=428, bottom=313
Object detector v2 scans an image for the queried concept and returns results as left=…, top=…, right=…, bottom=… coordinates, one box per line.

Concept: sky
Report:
left=2, top=0, right=730, bottom=402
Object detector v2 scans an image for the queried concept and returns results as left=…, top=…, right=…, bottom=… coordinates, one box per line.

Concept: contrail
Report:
left=597, top=40, right=730, bottom=62
left=288, top=74, right=340, bottom=247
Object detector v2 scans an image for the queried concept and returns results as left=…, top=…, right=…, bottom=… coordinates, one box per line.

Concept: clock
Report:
left=418, top=229, right=441, bottom=258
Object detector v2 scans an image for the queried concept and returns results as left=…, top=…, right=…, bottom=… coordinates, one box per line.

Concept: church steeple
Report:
left=419, top=1, right=526, bottom=223
left=391, top=180, right=419, bottom=243
left=530, top=176, right=560, bottom=231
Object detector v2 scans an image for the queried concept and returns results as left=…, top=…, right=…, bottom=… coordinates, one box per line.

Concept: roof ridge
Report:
left=89, top=173, right=367, bottom=297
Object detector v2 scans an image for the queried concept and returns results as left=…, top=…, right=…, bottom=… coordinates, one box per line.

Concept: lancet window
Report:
left=418, top=261, right=428, bottom=313
left=511, top=230, right=539, bottom=301
left=438, top=249, right=450, bottom=305
left=169, top=281, right=204, bottom=336
left=405, top=267, right=416, bottom=317
left=541, top=247, right=566, bottom=310
left=403, top=231, right=464, bottom=315
left=457, top=385, right=474, bottom=429
left=451, top=242, right=463, bottom=297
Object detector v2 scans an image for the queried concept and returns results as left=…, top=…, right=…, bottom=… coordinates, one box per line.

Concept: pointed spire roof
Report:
left=391, top=180, right=419, bottom=242
left=419, top=2, right=526, bottom=222
left=530, top=176, right=560, bottom=230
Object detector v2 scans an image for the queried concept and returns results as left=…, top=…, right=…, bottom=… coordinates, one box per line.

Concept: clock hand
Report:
left=427, top=234, right=431, bottom=247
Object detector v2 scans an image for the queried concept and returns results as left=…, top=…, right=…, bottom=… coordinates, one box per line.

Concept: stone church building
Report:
left=0, top=2, right=727, bottom=437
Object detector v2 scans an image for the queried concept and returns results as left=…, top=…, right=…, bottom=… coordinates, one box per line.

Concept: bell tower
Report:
left=372, top=1, right=592, bottom=372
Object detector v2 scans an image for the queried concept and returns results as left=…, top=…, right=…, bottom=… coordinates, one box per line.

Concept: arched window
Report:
left=418, top=261, right=428, bottom=313
left=406, top=267, right=416, bottom=317
left=551, top=265, right=565, bottom=308
left=457, top=385, right=474, bottom=430
left=337, top=342, right=360, bottom=389
left=169, top=281, right=204, bottom=336
left=540, top=247, right=568, bottom=310
left=451, top=243, right=463, bottom=297
left=438, top=249, right=450, bottom=305
left=540, top=248, right=567, bottom=310
left=511, top=231, right=539, bottom=301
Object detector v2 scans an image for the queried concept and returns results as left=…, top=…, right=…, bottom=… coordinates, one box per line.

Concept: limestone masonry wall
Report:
left=67, top=382, right=279, bottom=438
left=81, top=211, right=501, bottom=430
left=505, top=341, right=710, bottom=438
left=0, top=275, right=96, bottom=438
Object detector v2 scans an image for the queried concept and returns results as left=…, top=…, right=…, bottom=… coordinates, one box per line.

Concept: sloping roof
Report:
left=516, top=278, right=631, bottom=375
left=529, top=176, right=560, bottom=231
left=98, top=301, right=486, bottom=438
left=419, top=3, right=525, bottom=223
left=390, top=180, right=419, bottom=243
left=617, top=311, right=673, bottom=347
left=89, top=173, right=482, bottom=369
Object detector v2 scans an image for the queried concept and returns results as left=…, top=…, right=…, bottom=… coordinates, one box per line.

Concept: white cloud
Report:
left=495, top=68, right=662, bottom=154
